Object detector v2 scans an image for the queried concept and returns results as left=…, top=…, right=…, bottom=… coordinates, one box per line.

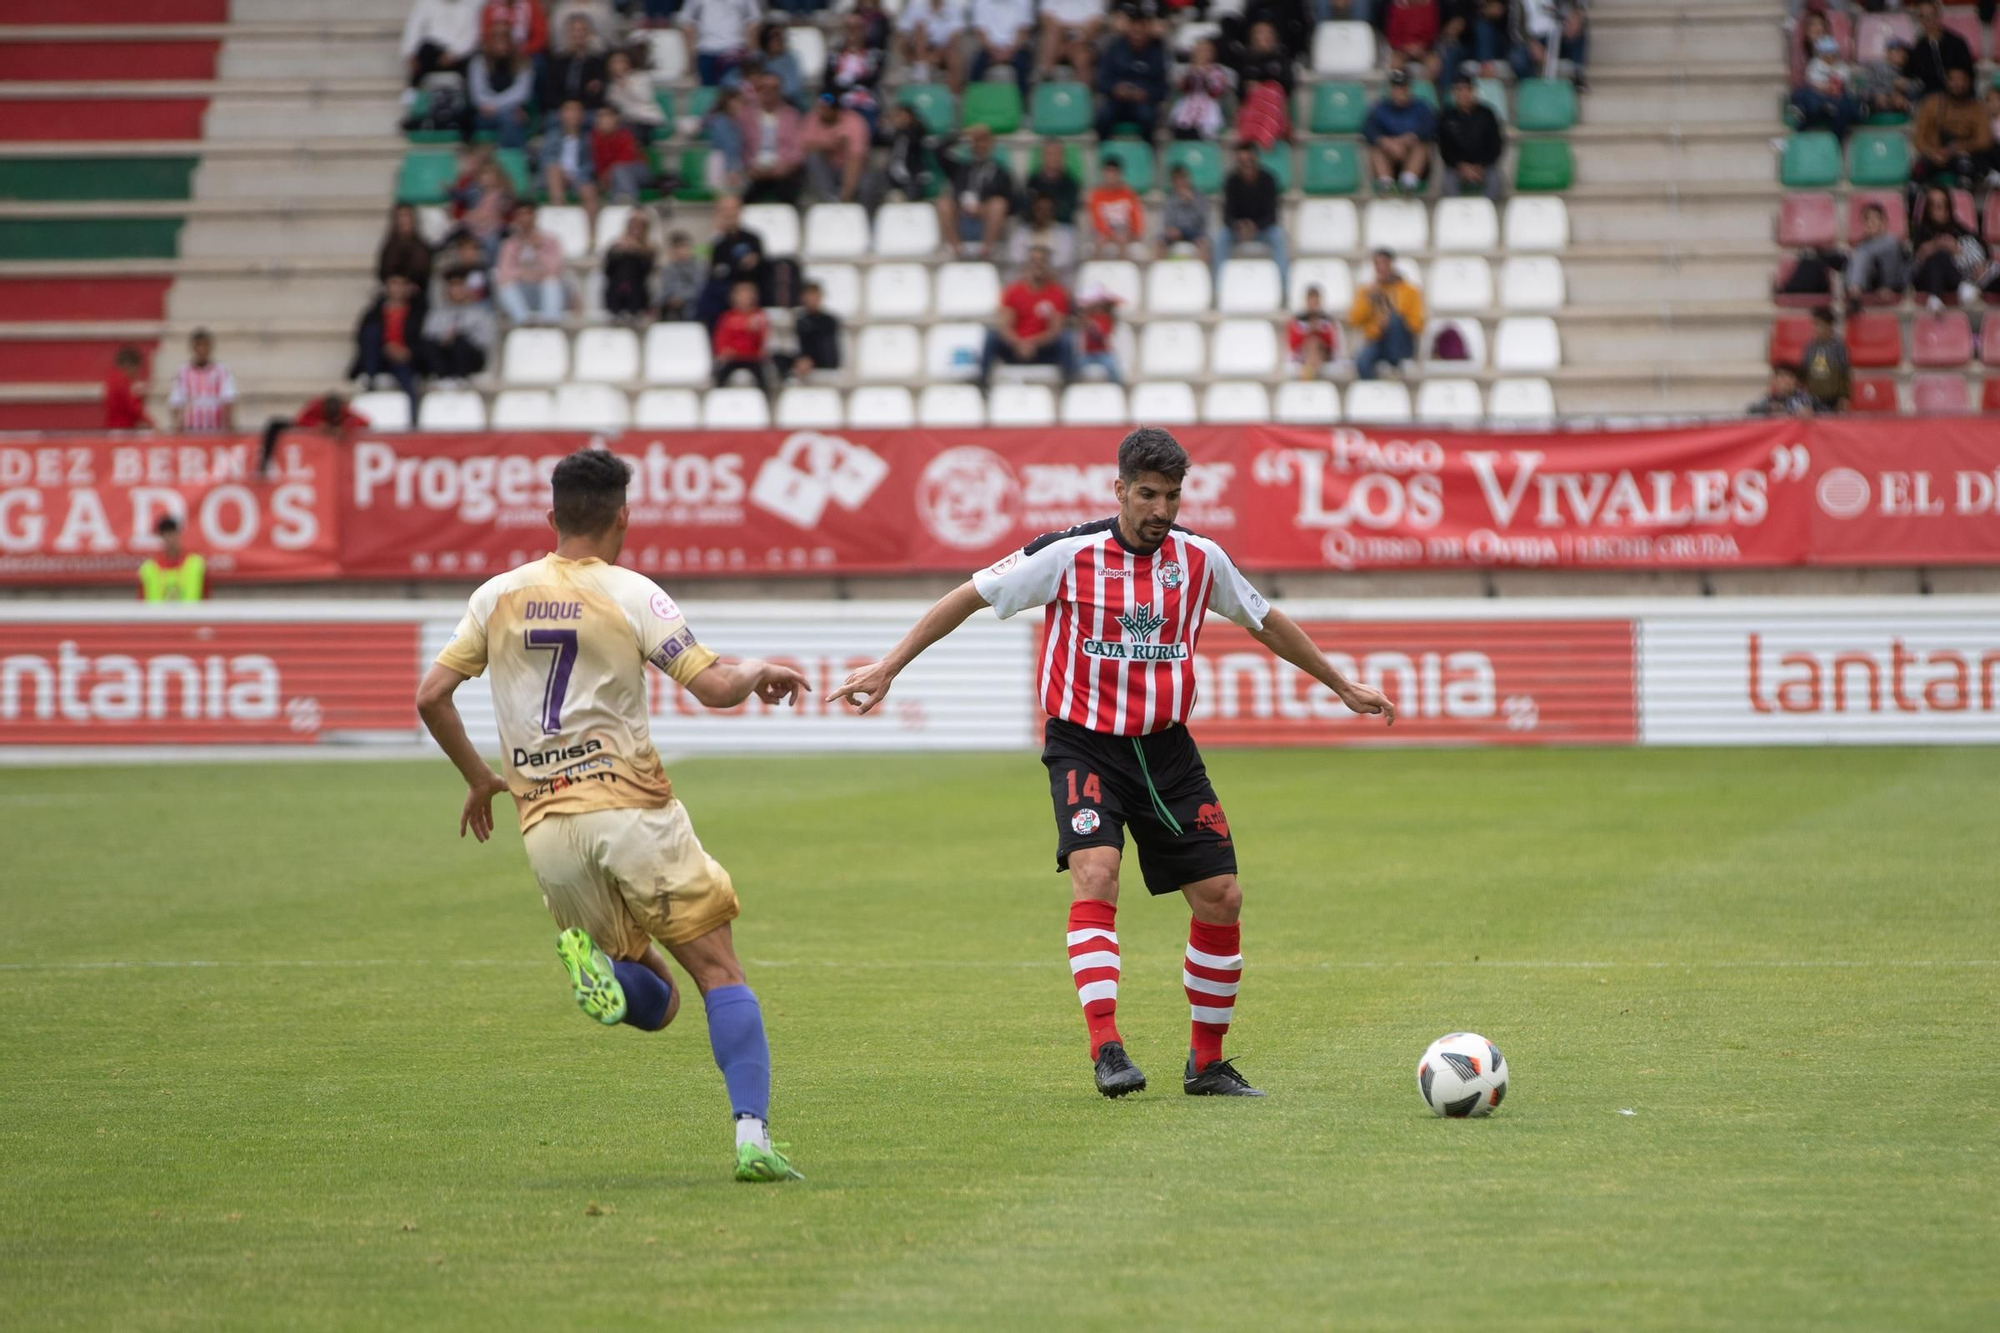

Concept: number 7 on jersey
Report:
left=525, top=628, right=579, bottom=734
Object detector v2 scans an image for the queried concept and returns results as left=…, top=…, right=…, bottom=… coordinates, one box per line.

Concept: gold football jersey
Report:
left=436, top=554, right=719, bottom=831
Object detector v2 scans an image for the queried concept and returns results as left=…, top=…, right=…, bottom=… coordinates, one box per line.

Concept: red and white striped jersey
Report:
left=973, top=518, right=1270, bottom=737
left=167, top=361, right=237, bottom=432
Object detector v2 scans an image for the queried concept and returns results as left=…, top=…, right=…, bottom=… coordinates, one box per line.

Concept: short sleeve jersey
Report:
left=973, top=518, right=1269, bottom=737
left=435, top=554, right=719, bottom=832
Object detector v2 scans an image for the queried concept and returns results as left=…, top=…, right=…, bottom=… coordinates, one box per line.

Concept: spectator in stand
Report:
left=657, top=230, right=703, bottom=321
left=1074, top=283, right=1123, bottom=383
left=895, top=0, right=969, bottom=89
left=1458, top=0, right=1513, bottom=78
left=1910, top=183, right=1981, bottom=306
left=1913, top=65, right=1990, bottom=186
left=378, top=204, right=435, bottom=289
left=1038, top=0, right=1104, bottom=81
left=481, top=0, right=546, bottom=57
left=437, top=228, right=492, bottom=303
left=257, top=389, right=371, bottom=478
left=704, top=85, right=749, bottom=195
left=1385, top=0, right=1442, bottom=79
left=1512, top=0, right=1588, bottom=92
left=1349, top=249, right=1425, bottom=380
left=850, top=0, right=893, bottom=52
left=541, top=98, right=601, bottom=228
left=1908, top=0, right=1974, bottom=98
left=1095, top=14, right=1170, bottom=142
left=452, top=155, right=514, bottom=259
left=1232, top=21, right=1295, bottom=150
left=1169, top=39, right=1235, bottom=142
left=1364, top=69, right=1437, bottom=196
left=1023, top=139, right=1080, bottom=225
left=1777, top=242, right=1838, bottom=301
left=1085, top=156, right=1144, bottom=259
left=168, top=329, right=236, bottom=433
left=1853, top=39, right=1921, bottom=124
left=605, top=48, right=667, bottom=143
left=1289, top=284, right=1341, bottom=380
left=737, top=72, right=806, bottom=204
left=698, top=195, right=768, bottom=325
left=495, top=202, right=571, bottom=323
left=969, top=0, right=1036, bottom=92
left=1216, top=140, right=1289, bottom=287
left=1158, top=163, right=1212, bottom=264
left=423, top=268, right=497, bottom=379
left=802, top=92, right=871, bottom=203
left=789, top=280, right=843, bottom=378
left=825, top=14, right=886, bottom=126
left=540, top=13, right=609, bottom=113
left=684, top=0, right=759, bottom=86
left=401, top=0, right=483, bottom=116
left=1749, top=365, right=1816, bottom=418
left=1436, top=0, right=1479, bottom=78
left=712, top=279, right=773, bottom=391
left=1793, top=34, right=1863, bottom=141
left=350, top=274, right=429, bottom=413
left=603, top=211, right=658, bottom=321
left=591, top=104, right=649, bottom=202
left=467, top=24, right=534, bottom=148
left=1438, top=73, right=1504, bottom=199
left=979, top=243, right=1075, bottom=386
left=861, top=100, right=942, bottom=210
left=938, top=122, right=1015, bottom=260
left=1798, top=307, right=1851, bottom=412
left=103, top=346, right=152, bottom=431
left=138, top=516, right=205, bottom=603
left=743, top=21, right=807, bottom=110
left=1008, top=192, right=1080, bottom=279
left=1845, top=202, right=1910, bottom=304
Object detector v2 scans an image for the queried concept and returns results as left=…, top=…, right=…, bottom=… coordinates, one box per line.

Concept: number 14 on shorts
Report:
left=1065, top=771, right=1102, bottom=805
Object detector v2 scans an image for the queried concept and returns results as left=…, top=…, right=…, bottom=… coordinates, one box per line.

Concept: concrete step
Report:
left=218, top=39, right=401, bottom=81
left=1568, top=194, right=1779, bottom=246
left=178, top=212, right=386, bottom=259
left=1559, top=314, right=1768, bottom=368
left=1578, top=77, right=1787, bottom=128
left=202, top=97, right=399, bottom=141
left=231, top=0, right=414, bottom=22
left=192, top=154, right=401, bottom=201
left=1564, top=255, right=1773, bottom=305
left=167, top=273, right=375, bottom=323
left=1589, top=13, right=1785, bottom=67
left=1569, top=136, right=1780, bottom=187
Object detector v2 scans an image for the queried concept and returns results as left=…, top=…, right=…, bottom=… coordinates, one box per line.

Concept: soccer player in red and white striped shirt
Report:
left=831, top=428, right=1396, bottom=1098
left=167, top=329, right=238, bottom=434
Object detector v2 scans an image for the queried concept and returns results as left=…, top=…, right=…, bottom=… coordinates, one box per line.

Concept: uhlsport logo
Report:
left=1071, top=808, right=1102, bottom=835
left=917, top=446, right=1019, bottom=549
left=1155, top=560, right=1185, bottom=589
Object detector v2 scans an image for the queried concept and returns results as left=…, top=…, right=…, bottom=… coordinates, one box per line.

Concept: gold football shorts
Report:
left=522, top=802, right=740, bottom=957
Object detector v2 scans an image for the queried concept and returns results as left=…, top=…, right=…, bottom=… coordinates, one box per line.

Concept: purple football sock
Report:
left=702, top=984, right=771, bottom=1121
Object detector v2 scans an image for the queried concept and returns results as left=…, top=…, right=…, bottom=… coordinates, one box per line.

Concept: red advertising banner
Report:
left=1801, top=417, right=2000, bottom=566
left=0, top=620, right=420, bottom=744
left=0, top=436, right=342, bottom=586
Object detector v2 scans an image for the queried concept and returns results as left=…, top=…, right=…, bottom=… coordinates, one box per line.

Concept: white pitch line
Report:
left=0, top=958, right=1993, bottom=973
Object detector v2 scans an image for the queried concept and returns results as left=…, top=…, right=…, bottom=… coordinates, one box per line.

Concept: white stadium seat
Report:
left=592, top=204, right=633, bottom=255
left=573, top=326, right=640, bottom=383
left=1145, top=259, right=1213, bottom=314
left=1489, top=376, right=1558, bottom=420
left=552, top=382, right=631, bottom=430
left=1434, top=197, right=1500, bottom=253
left=1415, top=378, right=1484, bottom=425
left=1312, top=21, right=1377, bottom=75
left=1423, top=317, right=1487, bottom=370
left=741, top=203, right=800, bottom=257
left=874, top=201, right=941, bottom=257
left=1217, top=259, right=1283, bottom=314
left=1494, top=315, right=1562, bottom=371
left=702, top=387, right=771, bottom=428
left=1504, top=196, right=1570, bottom=252
left=934, top=261, right=1002, bottom=318
left=804, top=202, right=870, bottom=259
left=1202, top=381, right=1271, bottom=423
left=1210, top=319, right=1278, bottom=377
left=1345, top=380, right=1413, bottom=424
left=416, top=205, right=450, bottom=245
left=1139, top=321, right=1207, bottom=378
left=1500, top=255, right=1567, bottom=311
left=856, top=323, right=923, bottom=381
left=1294, top=199, right=1359, bottom=256
left=539, top=205, right=591, bottom=261
left=416, top=389, right=486, bottom=430
left=989, top=382, right=1056, bottom=426
left=1075, top=260, right=1143, bottom=312
left=642, top=28, right=687, bottom=81
left=1060, top=382, right=1128, bottom=425
left=501, top=327, right=569, bottom=385
left=917, top=383, right=986, bottom=426
left=643, top=323, right=713, bottom=385
left=846, top=385, right=914, bottom=427
left=1288, top=258, right=1354, bottom=313
left=1130, top=380, right=1198, bottom=421
left=785, top=25, right=827, bottom=81
left=864, top=263, right=932, bottom=319
left=803, top=263, right=860, bottom=320
left=349, top=391, right=410, bottom=431
left=492, top=388, right=555, bottom=427
left=776, top=385, right=845, bottom=428
left=925, top=323, right=987, bottom=379
left=1362, top=198, right=1428, bottom=254
left=1427, top=257, right=1494, bottom=314
left=632, top=387, right=700, bottom=428
left=1274, top=379, right=1341, bottom=424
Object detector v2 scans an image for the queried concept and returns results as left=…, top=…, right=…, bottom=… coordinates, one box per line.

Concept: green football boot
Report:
left=555, top=928, right=627, bottom=1026
left=734, top=1141, right=805, bottom=1183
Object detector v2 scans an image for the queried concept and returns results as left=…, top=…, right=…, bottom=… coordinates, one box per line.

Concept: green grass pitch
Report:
left=2, top=747, right=1996, bottom=1331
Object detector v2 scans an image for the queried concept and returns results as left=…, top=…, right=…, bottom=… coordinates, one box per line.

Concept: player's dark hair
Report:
left=550, top=449, right=632, bottom=536
left=1117, top=426, right=1189, bottom=483
left=154, top=515, right=181, bottom=537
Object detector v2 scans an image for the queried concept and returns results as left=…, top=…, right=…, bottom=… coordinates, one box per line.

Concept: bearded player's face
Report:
left=1116, top=470, right=1182, bottom=549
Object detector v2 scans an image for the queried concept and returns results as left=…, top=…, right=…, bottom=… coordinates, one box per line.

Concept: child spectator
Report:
left=1749, top=365, right=1815, bottom=418
left=1845, top=202, right=1909, bottom=304
left=1086, top=157, right=1144, bottom=258
left=603, top=211, right=658, bottom=321
left=1385, top=0, right=1442, bottom=79
left=1798, top=307, right=1851, bottom=411
left=495, top=202, right=571, bottom=323
left=1233, top=21, right=1295, bottom=149
left=824, top=13, right=885, bottom=125
left=1365, top=69, right=1437, bottom=195
left=103, top=346, right=152, bottom=430
left=802, top=93, right=871, bottom=203
left=1793, top=34, right=1862, bottom=140
left=1075, top=283, right=1123, bottom=383
left=540, top=99, right=601, bottom=226
left=423, top=269, right=497, bottom=380
left=591, top=104, right=649, bottom=202
left=1158, top=163, right=1211, bottom=265
left=790, top=280, right=843, bottom=378
left=605, top=48, right=667, bottom=143
left=438, top=229, right=492, bottom=303
left=349, top=275, right=428, bottom=413
left=168, top=329, right=237, bottom=433
left=378, top=204, right=435, bottom=288
left=468, top=25, right=534, bottom=148
left=704, top=86, right=749, bottom=195
left=1023, top=139, right=1081, bottom=226
left=657, top=230, right=704, bottom=321
left=712, top=279, right=772, bottom=390
left=1853, top=40, right=1920, bottom=123
left=1169, top=38, right=1234, bottom=141
left=1289, top=284, right=1340, bottom=379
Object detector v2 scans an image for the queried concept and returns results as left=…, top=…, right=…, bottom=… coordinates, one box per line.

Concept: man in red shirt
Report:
left=712, top=279, right=772, bottom=392
left=103, top=346, right=152, bottom=431
left=979, top=243, right=1075, bottom=388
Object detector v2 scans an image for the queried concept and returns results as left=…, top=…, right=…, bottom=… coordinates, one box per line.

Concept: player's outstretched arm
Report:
left=826, top=580, right=990, bottom=715
left=684, top=658, right=812, bottom=710
left=415, top=663, right=513, bottom=841
left=1247, top=608, right=1398, bottom=726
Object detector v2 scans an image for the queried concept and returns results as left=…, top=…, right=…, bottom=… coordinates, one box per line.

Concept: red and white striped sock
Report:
left=1185, top=918, right=1242, bottom=1071
left=1067, top=900, right=1122, bottom=1060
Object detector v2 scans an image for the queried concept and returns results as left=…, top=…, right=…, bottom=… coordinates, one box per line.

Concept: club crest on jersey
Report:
left=1071, top=808, right=1101, bottom=835
left=1155, top=561, right=1185, bottom=589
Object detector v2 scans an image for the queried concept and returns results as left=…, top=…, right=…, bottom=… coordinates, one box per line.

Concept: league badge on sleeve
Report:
left=1155, top=561, right=1184, bottom=589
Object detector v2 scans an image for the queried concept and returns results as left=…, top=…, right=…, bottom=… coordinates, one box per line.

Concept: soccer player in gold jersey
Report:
left=416, top=449, right=811, bottom=1182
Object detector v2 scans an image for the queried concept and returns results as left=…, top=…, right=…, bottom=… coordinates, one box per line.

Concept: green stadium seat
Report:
left=673, top=147, right=714, bottom=200
left=1030, top=82, right=1093, bottom=136
left=1514, top=78, right=1577, bottom=131
left=495, top=147, right=532, bottom=196
left=1309, top=81, right=1368, bottom=134
left=1162, top=140, right=1222, bottom=194
left=1097, top=138, right=1154, bottom=192
left=687, top=85, right=719, bottom=124
left=897, top=83, right=956, bottom=135
left=962, top=81, right=1022, bottom=134
left=1477, top=76, right=1509, bottom=123
left=1410, top=78, right=1439, bottom=107
left=1780, top=131, right=1842, bottom=187
left=1259, top=144, right=1294, bottom=192
left=395, top=150, right=458, bottom=204
left=1847, top=128, right=1911, bottom=186
left=1513, top=139, right=1574, bottom=192
left=1302, top=141, right=1361, bottom=195
left=653, top=87, right=674, bottom=123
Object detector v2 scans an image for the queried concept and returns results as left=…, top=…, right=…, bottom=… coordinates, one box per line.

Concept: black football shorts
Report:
left=1040, top=716, right=1238, bottom=895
